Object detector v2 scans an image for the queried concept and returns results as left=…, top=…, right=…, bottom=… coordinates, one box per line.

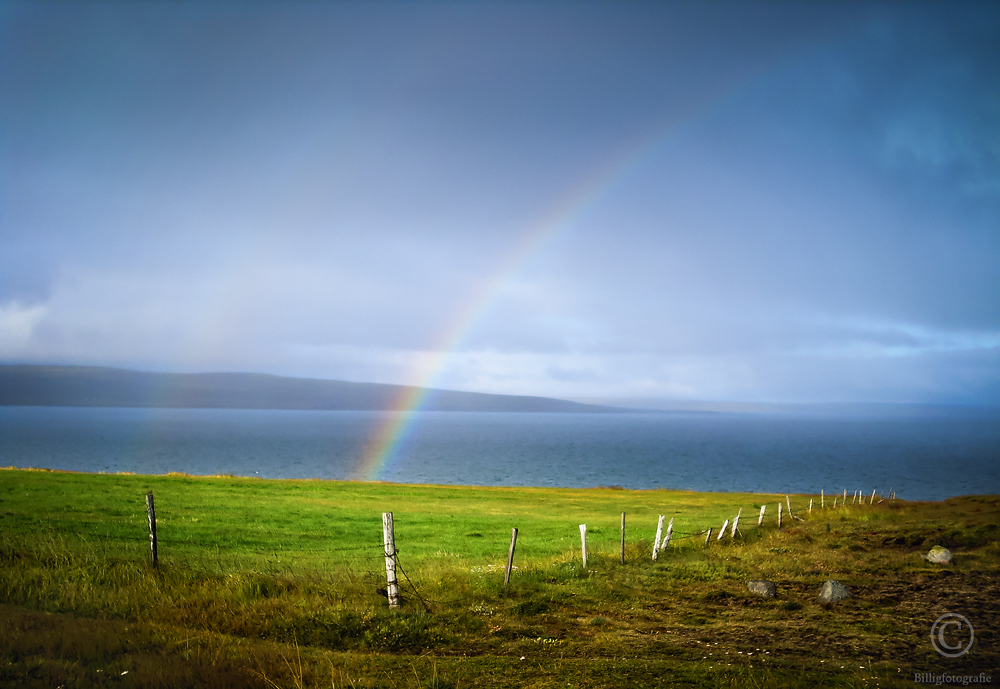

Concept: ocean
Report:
left=1, top=406, right=998, bottom=501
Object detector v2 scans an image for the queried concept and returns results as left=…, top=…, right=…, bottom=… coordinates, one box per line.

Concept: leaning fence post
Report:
left=731, top=509, right=741, bottom=538
left=661, top=517, right=674, bottom=553
left=785, top=495, right=793, bottom=519
left=505, top=527, right=518, bottom=587
left=145, top=492, right=158, bottom=567
left=777, top=502, right=783, bottom=529
left=620, top=512, right=626, bottom=565
left=870, top=489, right=877, bottom=505
left=382, top=512, right=400, bottom=609
left=758, top=504, right=766, bottom=527
left=718, top=519, right=729, bottom=540
left=652, top=515, right=665, bottom=561
left=579, top=524, right=587, bottom=568
left=704, top=527, right=713, bottom=546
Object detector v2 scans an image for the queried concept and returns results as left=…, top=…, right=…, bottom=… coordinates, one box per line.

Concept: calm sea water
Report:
left=1, top=406, right=998, bottom=501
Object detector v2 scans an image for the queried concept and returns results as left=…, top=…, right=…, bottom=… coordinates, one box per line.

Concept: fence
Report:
left=10, top=484, right=897, bottom=610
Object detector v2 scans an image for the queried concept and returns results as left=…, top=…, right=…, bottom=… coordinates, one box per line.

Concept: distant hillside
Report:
left=571, top=396, right=1000, bottom=417
left=0, top=365, right=620, bottom=413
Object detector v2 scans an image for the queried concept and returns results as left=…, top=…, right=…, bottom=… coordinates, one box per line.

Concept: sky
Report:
left=1, top=1, right=998, bottom=406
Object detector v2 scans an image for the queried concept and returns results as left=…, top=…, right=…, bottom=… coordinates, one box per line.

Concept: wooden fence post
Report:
left=580, top=524, right=587, bottom=568
left=843, top=489, right=847, bottom=503
left=777, top=502, right=783, bottom=529
left=620, top=512, right=626, bottom=565
left=758, top=504, right=766, bottom=527
left=382, top=512, right=400, bottom=610
left=505, top=528, right=518, bottom=587
left=731, top=509, right=741, bottom=538
left=145, top=492, right=158, bottom=567
left=718, top=519, right=729, bottom=540
left=661, top=517, right=674, bottom=553
left=704, top=527, right=713, bottom=546
left=833, top=497, right=838, bottom=508
left=785, top=495, right=793, bottom=519
left=821, top=489, right=824, bottom=509
left=870, top=489, right=877, bottom=505
left=809, top=499, right=813, bottom=514
left=652, top=515, right=665, bottom=561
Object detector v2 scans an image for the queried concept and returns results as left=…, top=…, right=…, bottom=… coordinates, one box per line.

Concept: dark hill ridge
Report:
left=0, top=365, right=621, bottom=413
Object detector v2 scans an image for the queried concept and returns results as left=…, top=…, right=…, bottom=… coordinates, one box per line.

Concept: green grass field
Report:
left=1, top=468, right=998, bottom=688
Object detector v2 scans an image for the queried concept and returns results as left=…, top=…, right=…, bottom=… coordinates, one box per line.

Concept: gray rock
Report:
left=926, top=545, right=953, bottom=564
left=817, top=580, right=851, bottom=603
left=748, top=580, right=777, bottom=598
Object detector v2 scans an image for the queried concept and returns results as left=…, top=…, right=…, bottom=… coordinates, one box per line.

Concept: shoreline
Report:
left=4, top=465, right=996, bottom=501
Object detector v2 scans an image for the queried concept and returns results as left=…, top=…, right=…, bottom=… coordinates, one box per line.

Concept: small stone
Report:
left=926, top=545, right=953, bottom=564
left=748, top=580, right=777, bottom=598
left=817, top=580, right=851, bottom=603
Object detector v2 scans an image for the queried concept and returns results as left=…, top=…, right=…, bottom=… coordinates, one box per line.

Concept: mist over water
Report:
left=1, top=406, right=997, bottom=501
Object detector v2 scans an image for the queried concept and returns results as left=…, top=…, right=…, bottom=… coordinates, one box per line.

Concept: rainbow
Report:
left=354, top=68, right=769, bottom=482
left=352, top=146, right=638, bottom=481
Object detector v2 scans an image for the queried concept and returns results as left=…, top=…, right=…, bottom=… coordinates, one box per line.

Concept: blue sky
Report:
left=2, top=1, right=998, bottom=405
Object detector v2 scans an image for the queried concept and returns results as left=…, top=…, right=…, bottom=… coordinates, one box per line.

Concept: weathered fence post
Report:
left=382, top=512, right=400, bottom=610
left=777, top=502, right=783, bottom=529
left=505, top=527, right=518, bottom=587
left=843, top=489, right=848, bottom=503
left=821, top=489, right=825, bottom=509
left=833, top=497, right=838, bottom=508
left=809, top=499, right=813, bottom=514
left=652, top=515, right=665, bottom=561
left=758, top=504, right=766, bottom=527
left=620, top=512, right=626, bottom=565
left=704, top=527, right=713, bottom=546
left=718, top=519, right=729, bottom=540
left=661, top=517, right=674, bottom=553
left=579, top=524, right=587, bottom=568
left=731, top=509, right=741, bottom=538
left=145, top=492, right=158, bottom=567
left=785, top=495, right=793, bottom=519
left=870, top=489, right=877, bottom=505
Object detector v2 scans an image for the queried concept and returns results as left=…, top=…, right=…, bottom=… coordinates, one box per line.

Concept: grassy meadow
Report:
left=1, top=467, right=998, bottom=688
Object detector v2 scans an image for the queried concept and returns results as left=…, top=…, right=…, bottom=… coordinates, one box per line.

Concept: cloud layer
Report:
left=1, top=2, right=998, bottom=404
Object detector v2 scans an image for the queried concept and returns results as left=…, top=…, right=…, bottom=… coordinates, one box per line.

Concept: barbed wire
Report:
left=2, top=519, right=781, bottom=551
left=3, top=521, right=388, bottom=557
left=391, top=551, right=433, bottom=612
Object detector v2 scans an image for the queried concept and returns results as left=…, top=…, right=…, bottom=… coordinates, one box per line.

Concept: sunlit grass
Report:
left=1, top=468, right=997, bottom=687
